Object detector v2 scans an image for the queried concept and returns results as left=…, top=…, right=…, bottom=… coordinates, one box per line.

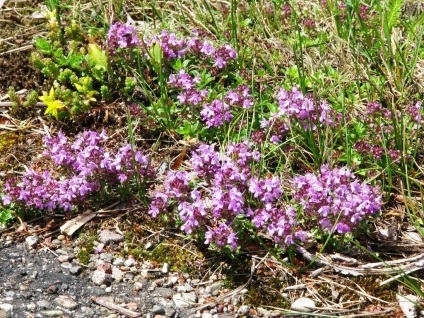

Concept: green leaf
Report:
left=88, top=43, right=107, bottom=71
left=149, top=42, right=163, bottom=73
left=35, top=37, right=53, bottom=55
left=386, top=0, right=405, bottom=30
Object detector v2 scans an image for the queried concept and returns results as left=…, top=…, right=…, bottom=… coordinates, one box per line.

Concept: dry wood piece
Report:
left=91, top=296, right=141, bottom=318
left=60, top=211, right=96, bottom=236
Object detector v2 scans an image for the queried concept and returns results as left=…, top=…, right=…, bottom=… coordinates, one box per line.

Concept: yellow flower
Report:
left=39, top=87, right=64, bottom=120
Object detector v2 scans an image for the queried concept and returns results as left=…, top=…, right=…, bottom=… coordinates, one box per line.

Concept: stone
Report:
left=36, top=300, right=52, bottom=309
left=92, top=270, right=112, bottom=286
left=57, top=234, right=65, bottom=241
left=182, top=292, right=197, bottom=303
left=112, top=268, right=124, bottom=282
left=291, top=297, right=316, bottom=312
left=154, top=287, right=174, bottom=299
left=133, top=281, right=144, bottom=292
left=54, top=295, right=79, bottom=310
left=51, top=239, right=62, bottom=246
left=206, top=281, right=222, bottom=297
left=26, top=303, right=36, bottom=311
left=60, top=262, right=72, bottom=270
left=238, top=305, right=250, bottom=315
left=173, top=292, right=197, bottom=308
left=100, top=253, right=113, bottom=263
left=98, top=230, right=124, bottom=244
left=25, top=235, right=38, bottom=248
left=69, top=265, right=82, bottom=275
left=161, top=263, right=169, bottom=274
left=124, top=258, right=136, bottom=267
left=202, top=312, right=213, bottom=318
left=152, top=305, right=165, bottom=314
left=38, top=310, right=64, bottom=317
left=97, top=262, right=112, bottom=274
left=113, top=257, right=125, bottom=266
left=0, top=304, right=13, bottom=318
left=80, top=306, right=95, bottom=316
left=57, top=255, right=70, bottom=263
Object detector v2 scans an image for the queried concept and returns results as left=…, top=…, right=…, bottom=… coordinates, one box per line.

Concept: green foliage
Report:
left=31, top=9, right=110, bottom=119
left=0, top=206, right=16, bottom=226
left=386, top=0, right=405, bottom=31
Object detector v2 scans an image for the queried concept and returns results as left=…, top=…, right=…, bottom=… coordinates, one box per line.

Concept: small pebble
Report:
left=291, top=297, right=316, bottom=312
left=161, top=263, right=169, bottom=274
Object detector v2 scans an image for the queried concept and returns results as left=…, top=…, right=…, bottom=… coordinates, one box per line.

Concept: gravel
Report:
left=0, top=231, right=256, bottom=318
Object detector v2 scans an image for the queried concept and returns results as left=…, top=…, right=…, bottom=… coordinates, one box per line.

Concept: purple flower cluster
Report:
left=199, top=85, right=254, bottom=128
left=353, top=101, right=423, bottom=162
left=107, top=23, right=237, bottom=69
left=200, top=99, right=233, bottom=128
left=148, top=142, right=306, bottom=250
left=157, top=30, right=186, bottom=59
left=406, top=101, right=423, bottom=127
left=259, top=86, right=339, bottom=144
left=2, top=130, right=154, bottom=212
left=293, top=165, right=381, bottom=234
left=277, top=86, right=338, bottom=130
left=107, top=22, right=139, bottom=55
left=224, top=85, right=253, bottom=109
left=167, top=69, right=208, bottom=106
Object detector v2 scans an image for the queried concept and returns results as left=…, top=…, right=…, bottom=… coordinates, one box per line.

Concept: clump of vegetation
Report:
left=76, top=231, right=98, bottom=265
left=1, top=0, right=424, bottom=314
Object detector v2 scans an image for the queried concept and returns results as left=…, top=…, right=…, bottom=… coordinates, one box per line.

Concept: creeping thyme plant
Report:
left=2, top=0, right=424, bottom=272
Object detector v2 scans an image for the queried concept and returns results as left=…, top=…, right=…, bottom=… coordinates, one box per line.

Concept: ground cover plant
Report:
left=1, top=0, right=424, bottom=315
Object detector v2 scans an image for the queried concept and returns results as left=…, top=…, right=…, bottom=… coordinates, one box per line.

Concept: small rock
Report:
left=45, top=285, right=58, bottom=294
left=38, top=310, right=64, bottom=317
left=80, top=306, right=95, bottom=316
left=100, top=253, right=113, bottom=263
left=152, top=305, right=165, bottom=314
left=145, top=242, right=154, bottom=250
left=105, top=286, right=112, bottom=293
left=37, top=300, right=52, bottom=309
left=206, top=281, right=222, bottom=297
left=0, top=304, right=13, bottom=318
left=202, top=312, right=213, bottom=318
left=57, top=234, right=65, bottom=241
left=112, top=268, right=124, bottom=282
left=161, top=263, right=169, bottom=274
left=238, top=305, right=250, bottom=315
left=113, top=257, right=125, bottom=266
left=397, top=294, right=419, bottom=318
left=26, top=303, right=36, bottom=311
left=124, top=258, right=136, bottom=267
left=177, top=285, right=187, bottom=293
left=133, top=281, right=144, bottom=292
left=127, top=302, right=138, bottom=311
left=69, top=265, right=82, bottom=275
left=25, top=235, right=38, bottom=248
left=54, top=295, right=79, bottom=310
left=60, top=262, right=72, bottom=270
left=97, top=263, right=112, bottom=274
left=291, top=297, right=316, bottom=312
left=98, top=230, right=124, bottom=244
left=173, top=293, right=190, bottom=308
left=57, top=255, right=70, bottom=263
left=55, top=248, right=68, bottom=255
left=92, top=270, right=112, bottom=286
left=185, top=283, right=194, bottom=292
left=51, top=239, right=62, bottom=246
